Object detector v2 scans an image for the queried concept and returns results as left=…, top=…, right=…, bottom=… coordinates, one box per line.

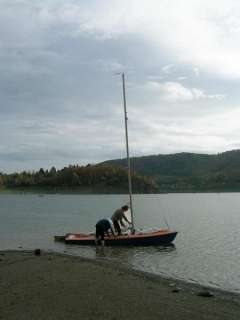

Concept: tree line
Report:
left=0, top=164, right=158, bottom=193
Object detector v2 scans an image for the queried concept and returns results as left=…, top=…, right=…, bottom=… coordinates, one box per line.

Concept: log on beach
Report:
left=0, top=250, right=239, bottom=320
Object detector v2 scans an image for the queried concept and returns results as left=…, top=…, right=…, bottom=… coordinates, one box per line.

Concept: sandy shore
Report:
left=0, top=250, right=240, bottom=320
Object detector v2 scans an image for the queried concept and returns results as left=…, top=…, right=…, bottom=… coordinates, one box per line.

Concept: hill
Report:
left=101, top=150, right=240, bottom=192
left=2, top=149, right=240, bottom=193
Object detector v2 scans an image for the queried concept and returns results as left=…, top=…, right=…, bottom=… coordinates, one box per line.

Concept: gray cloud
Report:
left=0, top=1, right=240, bottom=172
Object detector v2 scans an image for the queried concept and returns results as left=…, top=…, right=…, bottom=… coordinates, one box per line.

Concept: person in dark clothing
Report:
left=111, top=205, right=131, bottom=235
left=95, top=218, right=115, bottom=246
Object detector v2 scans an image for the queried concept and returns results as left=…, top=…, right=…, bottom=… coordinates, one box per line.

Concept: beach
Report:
left=0, top=250, right=239, bottom=320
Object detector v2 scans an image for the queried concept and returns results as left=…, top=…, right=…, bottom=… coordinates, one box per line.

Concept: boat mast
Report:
left=121, top=72, right=135, bottom=233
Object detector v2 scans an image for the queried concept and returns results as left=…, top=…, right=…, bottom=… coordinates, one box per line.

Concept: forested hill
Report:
left=2, top=149, right=240, bottom=193
left=101, top=150, right=240, bottom=192
left=0, top=164, right=158, bottom=194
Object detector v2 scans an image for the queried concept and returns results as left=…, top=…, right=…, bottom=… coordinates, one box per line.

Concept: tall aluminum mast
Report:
left=121, top=72, right=135, bottom=233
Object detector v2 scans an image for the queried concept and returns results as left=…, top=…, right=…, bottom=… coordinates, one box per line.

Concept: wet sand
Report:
left=0, top=250, right=240, bottom=320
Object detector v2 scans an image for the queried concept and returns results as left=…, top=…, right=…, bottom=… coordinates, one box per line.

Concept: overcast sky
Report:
left=1, top=0, right=240, bottom=172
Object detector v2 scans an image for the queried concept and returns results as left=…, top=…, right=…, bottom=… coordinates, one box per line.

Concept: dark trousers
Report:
left=113, top=220, right=121, bottom=235
left=96, top=223, right=105, bottom=241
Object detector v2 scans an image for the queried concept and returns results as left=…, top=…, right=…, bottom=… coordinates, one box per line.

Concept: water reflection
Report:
left=94, top=244, right=177, bottom=266
left=61, top=243, right=176, bottom=273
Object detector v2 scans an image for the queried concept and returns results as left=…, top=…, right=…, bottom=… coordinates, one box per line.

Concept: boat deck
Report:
left=64, top=229, right=177, bottom=246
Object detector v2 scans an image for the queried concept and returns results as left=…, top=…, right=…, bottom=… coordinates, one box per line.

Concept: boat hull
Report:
left=64, top=230, right=177, bottom=246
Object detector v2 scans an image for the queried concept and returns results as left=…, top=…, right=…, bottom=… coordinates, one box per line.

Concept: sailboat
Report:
left=56, top=73, right=177, bottom=246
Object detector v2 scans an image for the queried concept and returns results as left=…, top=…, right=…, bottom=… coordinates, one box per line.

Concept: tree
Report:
left=49, top=167, right=57, bottom=176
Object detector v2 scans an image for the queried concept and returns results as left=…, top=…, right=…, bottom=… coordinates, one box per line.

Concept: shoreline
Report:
left=0, top=250, right=240, bottom=319
left=2, top=248, right=239, bottom=297
left=52, top=250, right=240, bottom=300
left=3, top=188, right=240, bottom=194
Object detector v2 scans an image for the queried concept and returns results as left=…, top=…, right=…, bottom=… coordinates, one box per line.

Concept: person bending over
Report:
left=95, top=218, right=115, bottom=246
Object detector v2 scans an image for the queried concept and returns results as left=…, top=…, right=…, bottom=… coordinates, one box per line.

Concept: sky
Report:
left=1, top=0, right=240, bottom=172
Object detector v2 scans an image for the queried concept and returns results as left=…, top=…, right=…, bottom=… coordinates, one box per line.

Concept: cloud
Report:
left=0, top=0, right=239, bottom=172
left=177, top=76, right=188, bottom=81
left=193, top=67, right=200, bottom=77
left=161, top=64, right=175, bottom=74
left=127, top=103, right=240, bottom=156
left=2, top=1, right=240, bottom=79
left=63, top=0, right=240, bottom=79
left=145, top=81, right=225, bottom=102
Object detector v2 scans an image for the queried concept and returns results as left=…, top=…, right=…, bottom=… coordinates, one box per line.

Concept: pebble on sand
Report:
left=34, top=249, right=41, bottom=256
left=197, top=290, right=214, bottom=297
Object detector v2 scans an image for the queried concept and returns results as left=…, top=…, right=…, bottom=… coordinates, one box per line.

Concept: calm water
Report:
left=1, top=193, right=240, bottom=293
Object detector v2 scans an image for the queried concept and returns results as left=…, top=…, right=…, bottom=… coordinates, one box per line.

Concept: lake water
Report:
left=1, top=193, right=240, bottom=293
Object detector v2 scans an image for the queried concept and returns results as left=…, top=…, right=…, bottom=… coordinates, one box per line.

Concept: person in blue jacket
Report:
left=95, top=218, right=116, bottom=246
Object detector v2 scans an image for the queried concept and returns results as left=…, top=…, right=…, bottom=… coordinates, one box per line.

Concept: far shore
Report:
left=0, top=250, right=240, bottom=320
left=2, top=187, right=240, bottom=194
